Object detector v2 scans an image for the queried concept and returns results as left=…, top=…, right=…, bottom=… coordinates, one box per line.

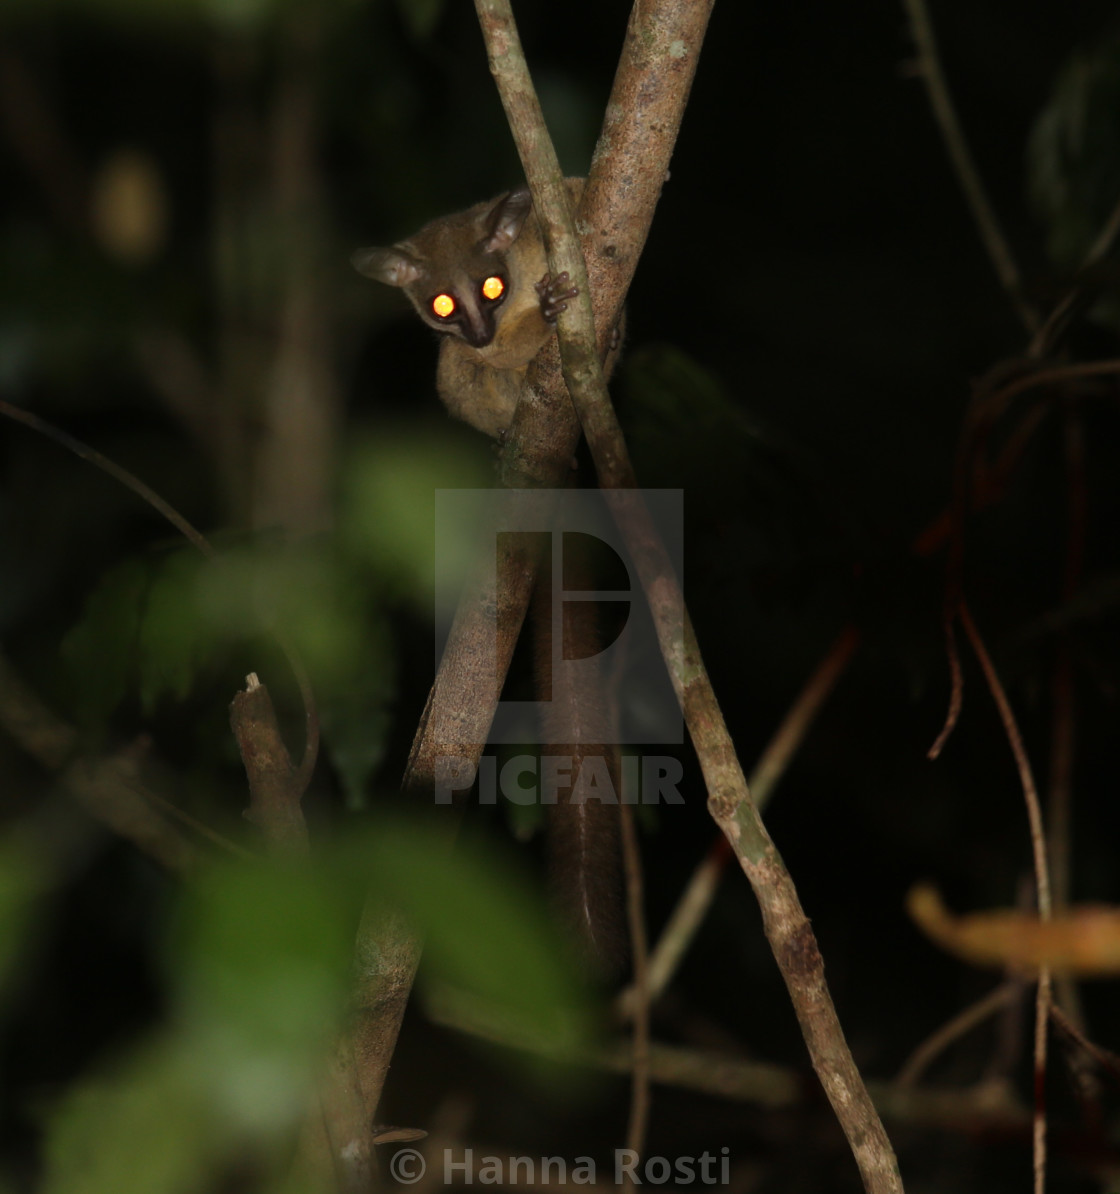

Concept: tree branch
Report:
left=0, top=648, right=201, bottom=874
left=229, top=671, right=310, bottom=856
left=475, top=3, right=903, bottom=1191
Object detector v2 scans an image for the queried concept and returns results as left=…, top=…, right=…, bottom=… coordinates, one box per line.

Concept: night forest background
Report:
left=2, top=0, right=1120, bottom=1191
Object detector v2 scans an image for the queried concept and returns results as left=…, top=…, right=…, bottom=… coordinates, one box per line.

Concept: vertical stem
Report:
left=900, top=0, right=1038, bottom=333
left=959, top=603, right=1051, bottom=1192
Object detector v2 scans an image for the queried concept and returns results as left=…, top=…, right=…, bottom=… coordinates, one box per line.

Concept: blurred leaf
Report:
left=908, top=884, right=1120, bottom=976
left=42, top=1048, right=218, bottom=1194
left=198, top=539, right=361, bottom=679
left=202, top=0, right=276, bottom=28
left=42, top=1025, right=337, bottom=1194
left=623, top=343, right=761, bottom=443
left=260, top=546, right=368, bottom=684
left=1028, top=38, right=1120, bottom=269
left=273, top=558, right=395, bottom=809
left=621, top=343, right=819, bottom=526
left=174, top=825, right=594, bottom=1071
left=487, top=746, right=546, bottom=843
left=357, top=820, right=593, bottom=1057
left=63, top=549, right=214, bottom=724
left=316, top=652, right=395, bottom=810
left=621, top=343, right=855, bottom=640
left=503, top=788, right=545, bottom=842
left=138, top=549, right=206, bottom=712
left=339, top=430, right=491, bottom=605
left=170, top=859, right=353, bottom=1072
left=60, top=557, right=149, bottom=726
left=43, top=857, right=355, bottom=1194
left=40, top=823, right=593, bottom=1192
left=65, top=540, right=397, bottom=783
left=0, top=836, right=46, bottom=1000
left=620, top=343, right=772, bottom=496
left=90, top=150, right=168, bottom=266
left=198, top=540, right=396, bottom=804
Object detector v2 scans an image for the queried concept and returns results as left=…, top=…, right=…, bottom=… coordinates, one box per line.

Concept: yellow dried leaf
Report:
left=907, top=884, right=1120, bottom=975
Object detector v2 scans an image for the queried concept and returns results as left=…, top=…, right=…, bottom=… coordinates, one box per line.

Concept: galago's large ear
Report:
left=351, top=245, right=423, bottom=288
left=482, top=187, right=533, bottom=254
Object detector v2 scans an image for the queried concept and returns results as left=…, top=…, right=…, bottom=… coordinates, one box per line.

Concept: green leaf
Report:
left=63, top=538, right=399, bottom=797
left=0, top=836, right=47, bottom=1001
left=197, top=540, right=397, bottom=806
left=40, top=825, right=596, bottom=1194
left=339, top=430, right=491, bottom=604
left=61, top=557, right=148, bottom=726
left=620, top=343, right=786, bottom=492
left=1028, top=39, right=1120, bottom=268
left=169, top=858, right=353, bottom=1075
left=63, top=549, right=215, bottom=724
left=138, top=549, right=207, bottom=712
left=317, top=656, right=395, bottom=810
left=42, top=857, right=357, bottom=1194
left=41, top=1047, right=219, bottom=1194
left=357, top=821, right=594, bottom=1058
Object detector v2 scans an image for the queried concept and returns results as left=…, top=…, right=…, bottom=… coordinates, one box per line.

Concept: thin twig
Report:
left=984, top=879, right=1033, bottom=1088
left=957, top=617, right=1050, bottom=919
left=619, top=802, right=650, bottom=1168
left=1032, top=971, right=1051, bottom=1194
left=428, top=987, right=802, bottom=1104
left=970, top=359, right=1120, bottom=428
left=749, top=625, right=861, bottom=806
left=429, top=988, right=1031, bottom=1130
left=0, top=397, right=321, bottom=790
left=1048, top=410, right=1086, bottom=923
left=620, top=625, right=860, bottom=1014
left=958, top=602, right=1051, bottom=1193
left=896, top=981, right=1019, bottom=1088
left=928, top=618, right=964, bottom=759
left=929, top=360, right=1120, bottom=755
left=1027, top=186, right=1120, bottom=359
left=1080, top=189, right=1120, bottom=271
left=617, top=838, right=729, bottom=1019
left=0, top=649, right=204, bottom=872
left=900, top=0, right=1038, bottom=333
left=121, top=758, right=253, bottom=859
left=928, top=371, right=974, bottom=757
left=1050, top=1004, right=1120, bottom=1089
left=1048, top=408, right=1098, bottom=1112
left=0, top=398, right=215, bottom=558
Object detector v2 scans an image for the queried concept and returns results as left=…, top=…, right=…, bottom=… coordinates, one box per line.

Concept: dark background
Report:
left=2, top=0, right=1120, bottom=1190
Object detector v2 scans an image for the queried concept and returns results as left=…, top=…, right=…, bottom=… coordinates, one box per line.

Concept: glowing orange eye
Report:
left=432, top=293, right=455, bottom=318
left=481, top=275, right=504, bottom=301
